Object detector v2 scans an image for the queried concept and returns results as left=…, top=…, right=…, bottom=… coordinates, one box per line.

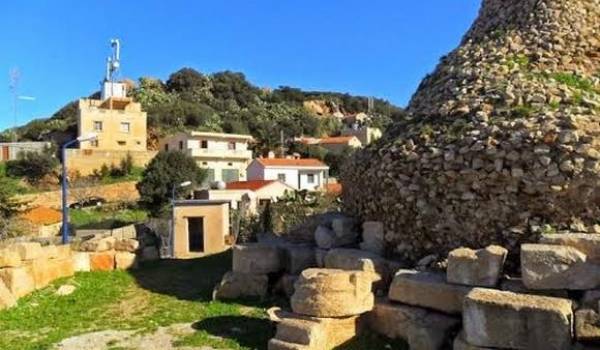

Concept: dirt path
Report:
left=53, top=323, right=218, bottom=350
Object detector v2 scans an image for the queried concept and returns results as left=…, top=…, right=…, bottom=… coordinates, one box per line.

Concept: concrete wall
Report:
left=64, top=149, right=157, bottom=176
left=0, top=142, right=51, bottom=162
left=78, top=98, right=147, bottom=152
left=172, top=201, right=230, bottom=258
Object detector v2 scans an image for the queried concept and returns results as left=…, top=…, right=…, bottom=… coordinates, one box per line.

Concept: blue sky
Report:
left=0, top=1, right=481, bottom=131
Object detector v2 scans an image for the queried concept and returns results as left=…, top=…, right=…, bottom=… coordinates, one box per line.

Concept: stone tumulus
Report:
left=342, top=0, right=600, bottom=262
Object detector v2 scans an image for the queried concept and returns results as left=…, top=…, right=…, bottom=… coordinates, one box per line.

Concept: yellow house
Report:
left=160, top=131, right=254, bottom=184
left=77, top=96, right=147, bottom=152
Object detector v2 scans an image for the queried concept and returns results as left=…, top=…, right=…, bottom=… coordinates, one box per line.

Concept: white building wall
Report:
left=263, top=168, right=300, bottom=189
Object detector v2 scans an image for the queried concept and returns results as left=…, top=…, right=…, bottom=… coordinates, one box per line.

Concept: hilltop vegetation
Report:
left=3, top=68, right=404, bottom=152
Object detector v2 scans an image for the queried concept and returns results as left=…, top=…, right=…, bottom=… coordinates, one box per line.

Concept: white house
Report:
left=247, top=158, right=329, bottom=191
left=159, top=131, right=254, bottom=184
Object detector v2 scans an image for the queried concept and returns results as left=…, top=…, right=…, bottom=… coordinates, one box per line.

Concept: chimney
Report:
left=267, top=151, right=276, bottom=159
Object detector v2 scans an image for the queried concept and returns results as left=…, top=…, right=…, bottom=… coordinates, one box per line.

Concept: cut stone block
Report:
left=331, top=217, right=358, bottom=243
left=575, top=309, right=600, bottom=343
left=521, top=243, right=600, bottom=290
left=29, top=257, right=74, bottom=289
left=463, top=288, right=573, bottom=350
left=268, top=308, right=363, bottom=349
left=284, top=245, right=316, bottom=274
left=54, top=244, right=72, bottom=260
left=0, top=249, right=21, bottom=268
left=367, top=298, right=460, bottom=350
left=275, top=274, right=298, bottom=298
left=14, top=242, right=43, bottom=260
left=453, top=332, right=494, bottom=350
left=0, top=266, right=35, bottom=298
left=232, top=243, right=282, bottom=274
left=314, top=249, right=327, bottom=268
left=72, top=252, right=90, bottom=272
left=115, top=252, right=138, bottom=270
left=314, top=225, right=336, bottom=249
left=213, top=271, right=268, bottom=300
left=540, top=233, right=600, bottom=262
left=0, top=279, right=16, bottom=310
left=323, top=248, right=388, bottom=289
left=499, top=277, right=569, bottom=298
left=268, top=339, right=310, bottom=350
left=79, top=236, right=116, bottom=252
left=89, top=251, right=115, bottom=271
left=291, top=268, right=375, bottom=317
left=389, top=269, right=471, bottom=315
left=41, top=245, right=59, bottom=259
left=447, top=245, right=507, bottom=287
left=360, top=221, right=385, bottom=255
left=114, top=238, right=140, bottom=253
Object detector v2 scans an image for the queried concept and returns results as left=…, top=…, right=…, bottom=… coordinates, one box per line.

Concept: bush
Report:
left=6, top=148, right=58, bottom=184
left=136, top=151, right=207, bottom=216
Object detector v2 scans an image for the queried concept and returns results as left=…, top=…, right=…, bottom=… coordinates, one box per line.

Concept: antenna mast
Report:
left=9, top=68, right=20, bottom=142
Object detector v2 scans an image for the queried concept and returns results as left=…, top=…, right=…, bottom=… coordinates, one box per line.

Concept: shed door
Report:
left=188, top=217, right=204, bottom=252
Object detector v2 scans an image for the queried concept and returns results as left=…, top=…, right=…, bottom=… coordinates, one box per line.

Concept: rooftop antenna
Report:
left=9, top=68, right=20, bottom=142
left=105, top=38, right=121, bottom=82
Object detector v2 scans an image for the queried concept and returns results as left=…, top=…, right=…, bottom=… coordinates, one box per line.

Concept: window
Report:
left=164, top=144, right=169, bottom=151
left=201, top=140, right=208, bottom=149
left=179, top=141, right=184, bottom=150
left=228, top=141, right=236, bottom=150
left=117, top=141, right=126, bottom=146
left=307, top=174, right=315, bottom=184
left=93, top=121, right=103, bottom=132
left=277, top=173, right=286, bottom=182
left=227, top=162, right=233, bottom=166
left=120, top=122, right=130, bottom=133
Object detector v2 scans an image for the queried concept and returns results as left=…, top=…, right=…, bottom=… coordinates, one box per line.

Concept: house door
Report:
left=1, top=146, right=8, bottom=161
left=188, top=217, right=204, bottom=252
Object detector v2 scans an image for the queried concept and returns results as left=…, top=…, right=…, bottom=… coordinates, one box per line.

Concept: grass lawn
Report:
left=70, top=207, right=149, bottom=229
left=0, top=252, right=407, bottom=350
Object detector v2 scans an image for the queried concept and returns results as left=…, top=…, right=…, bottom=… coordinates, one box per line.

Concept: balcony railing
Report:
left=188, top=148, right=252, bottom=159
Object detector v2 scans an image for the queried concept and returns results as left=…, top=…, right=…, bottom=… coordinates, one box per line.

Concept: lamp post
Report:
left=61, top=133, right=98, bottom=244
left=170, top=180, right=192, bottom=257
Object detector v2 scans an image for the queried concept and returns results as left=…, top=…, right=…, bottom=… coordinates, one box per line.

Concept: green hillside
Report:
left=2, top=68, right=404, bottom=152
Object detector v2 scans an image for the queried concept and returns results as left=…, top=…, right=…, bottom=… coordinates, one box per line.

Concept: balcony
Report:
left=188, top=148, right=253, bottom=160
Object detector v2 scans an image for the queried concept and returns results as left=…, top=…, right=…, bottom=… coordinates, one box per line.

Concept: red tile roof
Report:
left=318, top=136, right=357, bottom=145
left=256, top=158, right=327, bottom=168
left=226, top=180, right=277, bottom=191
left=20, top=206, right=62, bottom=225
left=325, top=183, right=343, bottom=195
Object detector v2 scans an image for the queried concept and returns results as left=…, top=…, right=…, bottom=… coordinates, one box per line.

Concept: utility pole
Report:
left=9, top=68, right=20, bottom=142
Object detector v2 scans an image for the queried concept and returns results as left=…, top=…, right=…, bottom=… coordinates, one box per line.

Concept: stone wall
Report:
left=64, top=149, right=157, bottom=176
left=342, top=0, right=600, bottom=262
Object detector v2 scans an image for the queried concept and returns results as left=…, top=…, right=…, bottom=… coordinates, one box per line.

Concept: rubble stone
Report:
left=314, top=226, right=336, bottom=249
left=291, top=268, right=375, bottom=317
left=540, top=233, right=600, bottom=262
left=367, top=298, right=460, bottom=350
left=463, top=288, right=573, bottom=350
left=447, top=245, right=507, bottom=287
left=575, top=309, right=600, bottom=343
left=79, top=237, right=116, bottom=252
left=232, top=243, right=282, bottom=274
left=213, top=271, right=268, bottom=300
left=389, top=269, right=471, bottom=314
left=521, top=243, right=600, bottom=290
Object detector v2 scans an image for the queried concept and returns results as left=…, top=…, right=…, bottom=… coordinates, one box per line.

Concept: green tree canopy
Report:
left=6, top=148, right=58, bottom=184
left=136, top=151, right=207, bottom=216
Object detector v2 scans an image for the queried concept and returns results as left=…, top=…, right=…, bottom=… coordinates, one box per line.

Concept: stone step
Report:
left=388, top=269, right=472, bottom=314
left=447, top=245, right=507, bottom=287
left=463, top=288, right=573, bottom=350
left=232, top=243, right=283, bottom=274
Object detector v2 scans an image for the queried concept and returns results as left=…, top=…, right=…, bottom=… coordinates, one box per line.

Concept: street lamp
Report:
left=61, top=133, right=98, bottom=244
left=170, top=180, right=192, bottom=257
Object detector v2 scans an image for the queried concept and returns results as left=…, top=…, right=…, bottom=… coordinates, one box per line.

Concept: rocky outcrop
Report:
left=342, top=0, right=600, bottom=262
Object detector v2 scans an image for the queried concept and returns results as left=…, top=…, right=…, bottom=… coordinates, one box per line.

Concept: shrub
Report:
left=6, top=148, right=58, bottom=184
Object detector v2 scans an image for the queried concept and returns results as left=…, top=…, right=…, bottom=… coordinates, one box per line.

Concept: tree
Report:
left=6, top=148, right=58, bottom=184
left=136, top=151, right=207, bottom=216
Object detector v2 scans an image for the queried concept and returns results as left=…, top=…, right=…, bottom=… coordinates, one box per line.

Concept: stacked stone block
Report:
left=75, top=236, right=141, bottom=272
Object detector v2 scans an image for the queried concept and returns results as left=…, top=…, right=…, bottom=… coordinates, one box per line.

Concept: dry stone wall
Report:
left=342, top=0, right=600, bottom=262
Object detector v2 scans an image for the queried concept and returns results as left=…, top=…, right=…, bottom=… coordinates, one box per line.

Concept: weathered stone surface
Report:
left=114, top=238, right=140, bottom=253
left=140, top=246, right=159, bottom=261
left=576, top=309, right=600, bottom=343
left=521, top=243, right=600, bottom=290
left=541, top=233, right=600, bottom=262
left=314, top=226, right=336, bottom=249
left=268, top=339, right=310, bottom=350
left=115, top=252, right=138, bottom=270
left=453, top=332, right=494, bottom=350
left=283, top=245, right=315, bottom=275
left=232, top=243, right=282, bottom=274
left=331, top=217, right=359, bottom=245
left=213, top=271, right=268, bottom=300
left=447, top=245, right=507, bottom=287
left=389, top=269, right=471, bottom=314
left=367, top=298, right=460, bottom=350
left=72, top=252, right=91, bottom=272
left=268, top=308, right=363, bottom=350
left=14, top=242, right=43, bottom=260
left=89, top=252, right=115, bottom=271
left=342, top=0, right=600, bottom=263
left=29, top=257, right=74, bottom=289
left=291, top=268, right=375, bottom=317
left=500, top=277, right=569, bottom=298
left=0, top=279, right=16, bottom=310
left=275, top=274, right=298, bottom=298
left=54, top=245, right=72, bottom=260
left=79, top=237, right=116, bottom=252
left=0, top=249, right=21, bottom=268
left=463, top=288, right=573, bottom=350
left=314, top=249, right=327, bottom=268
left=581, top=290, right=600, bottom=309
left=56, top=284, right=76, bottom=296
left=0, top=266, right=35, bottom=298
left=323, top=248, right=388, bottom=290
left=41, top=245, right=59, bottom=259
left=359, top=221, right=385, bottom=255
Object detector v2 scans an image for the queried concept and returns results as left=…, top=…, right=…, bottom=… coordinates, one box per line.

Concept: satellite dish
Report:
left=211, top=181, right=226, bottom=190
